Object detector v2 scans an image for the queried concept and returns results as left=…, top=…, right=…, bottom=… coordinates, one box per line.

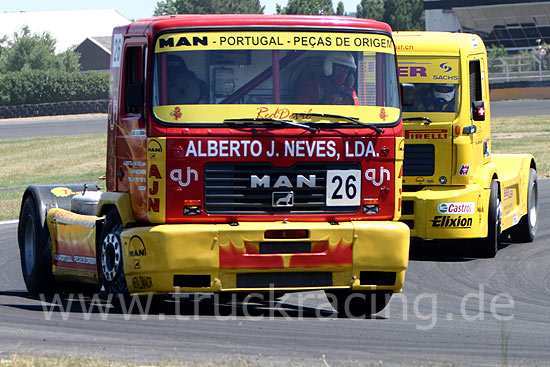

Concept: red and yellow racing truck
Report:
left=18, top=15, right=412, bottom=316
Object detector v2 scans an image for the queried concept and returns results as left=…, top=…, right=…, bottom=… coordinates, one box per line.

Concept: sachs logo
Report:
left=440, top=62, right=453, bottom=72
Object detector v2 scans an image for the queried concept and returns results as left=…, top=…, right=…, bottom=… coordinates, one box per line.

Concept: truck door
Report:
left=115, top=38, right=149, bottom=221
left=467, top=57, right=491, bottom=171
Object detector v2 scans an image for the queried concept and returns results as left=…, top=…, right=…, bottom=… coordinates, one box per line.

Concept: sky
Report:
left=0, top=0, right=361, bottom=20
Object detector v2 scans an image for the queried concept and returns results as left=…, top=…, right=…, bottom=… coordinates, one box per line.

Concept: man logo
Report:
left=273, top=192, right=294, bottom=207
left=129, top=236, right=147, bottom=257
left=147, top=140, right=162, bottom=153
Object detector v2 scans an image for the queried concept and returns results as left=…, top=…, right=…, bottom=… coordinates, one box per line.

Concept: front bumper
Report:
left=401, top=184, right=489, bottom=240
left=121, top=221, right=410, bottom=295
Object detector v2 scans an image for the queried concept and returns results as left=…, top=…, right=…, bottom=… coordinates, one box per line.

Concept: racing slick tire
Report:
left=509, top=168, right=538, bottom=243
left=476, top=180, right=501, bottom=258
left=325, top=290, right=393, bottom=318
left=99, top=209, right=130, bottom=306
left=18, top=195, right=56, bottom=295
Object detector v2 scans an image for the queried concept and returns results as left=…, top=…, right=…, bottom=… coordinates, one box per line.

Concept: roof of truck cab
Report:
left=115, top=14, right=393, bottom=36
left=393, top=31, right=486, bottom=56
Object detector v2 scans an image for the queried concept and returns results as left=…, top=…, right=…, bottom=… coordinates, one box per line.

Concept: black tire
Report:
left=476, top=180, right=501, bottom=258
left=325, top=290, right=393, bottom=318
left=18, top=196, right=56, bottom=295
left=509, top=168, right=538, bottom=243
left=99, top=209, right=129, bottom=303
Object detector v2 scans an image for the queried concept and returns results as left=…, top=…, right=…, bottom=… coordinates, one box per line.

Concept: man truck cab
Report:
left=18, top=15, right=412, bottom=317
left=395, top=31, right=537, bottom=257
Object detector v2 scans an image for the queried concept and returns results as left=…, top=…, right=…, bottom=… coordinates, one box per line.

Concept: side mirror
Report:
left=125, top=82, right=144, bottom=108
left=401, top=83, right=415, bottom=107
left=472, top=100, right=485, bottom=121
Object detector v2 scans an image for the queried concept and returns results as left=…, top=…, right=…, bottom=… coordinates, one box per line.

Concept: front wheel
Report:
left=325, top=290, right=393, bottom=317
left=99, top=209, right=129, bottom=302
left=509, top=168, right=538, bottom=242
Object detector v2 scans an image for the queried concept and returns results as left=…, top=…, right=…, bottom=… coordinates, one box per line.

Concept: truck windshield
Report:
left=152, top=30, right=400, bottom=125
left=403, top=83, right=459, bottom=114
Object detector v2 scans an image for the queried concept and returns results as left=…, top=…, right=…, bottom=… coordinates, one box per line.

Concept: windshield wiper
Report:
left=293, top=112, right=383, bottom=133
left=403, top=117, right=432, bottom=125
left=223, top=118, right=317, bottom=133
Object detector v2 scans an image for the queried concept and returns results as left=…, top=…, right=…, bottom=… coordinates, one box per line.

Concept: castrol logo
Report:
left=437, top=202, right=475, bottom=215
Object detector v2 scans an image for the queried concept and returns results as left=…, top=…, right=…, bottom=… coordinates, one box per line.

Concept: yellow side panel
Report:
left=47, top=208, right=100, bottom=283
left=492, top=153, right=534, bottom=230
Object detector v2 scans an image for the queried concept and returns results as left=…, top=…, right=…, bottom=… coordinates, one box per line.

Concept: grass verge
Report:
left=0, top=353, right=545, bottom=367
left=0, top=134, right=106, bottom=221
left=0, top=354, right=265, bottom=367
left=492, top=115, right=550, bottom=177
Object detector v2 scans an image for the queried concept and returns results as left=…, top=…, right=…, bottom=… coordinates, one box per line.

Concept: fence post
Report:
left=498, top=57, right=509, bottom=82
left=531, top=54, right=542, bottom=81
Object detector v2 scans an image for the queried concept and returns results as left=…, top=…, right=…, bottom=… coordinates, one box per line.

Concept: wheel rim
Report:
left=496, top=196, right=502, bottom=233
left=529, top=180, right=538, bottom=228
left=23, top=215, right=35, bottom=276
left=101, top=233, right=121, bottom=282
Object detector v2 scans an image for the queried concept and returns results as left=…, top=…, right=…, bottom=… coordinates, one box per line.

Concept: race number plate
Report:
left=326, top=170, right=361, bottom=206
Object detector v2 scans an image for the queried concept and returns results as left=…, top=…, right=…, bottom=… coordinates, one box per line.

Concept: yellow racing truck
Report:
left=394, top=31, right=538, bottom=257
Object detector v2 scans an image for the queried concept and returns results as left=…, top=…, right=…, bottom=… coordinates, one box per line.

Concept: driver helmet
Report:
left=434, top=84, right=456, bottom=102
left=323, top=51, right=357, bottom=76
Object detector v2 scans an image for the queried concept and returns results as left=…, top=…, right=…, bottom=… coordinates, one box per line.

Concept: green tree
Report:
left=277, top=0, right=334, bottom=15
left=154, top=0, right=264, bottom=15
left=356, top=0, right=384, bottom=20
left=356, top=0, right=424, bottom=31
left=0, top=26, right=79, bottom=73
left=336, top=1, right=345, bottom=15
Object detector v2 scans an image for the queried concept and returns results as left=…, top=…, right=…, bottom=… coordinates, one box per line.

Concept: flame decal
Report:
left=219, top=236, right=352, bottom=270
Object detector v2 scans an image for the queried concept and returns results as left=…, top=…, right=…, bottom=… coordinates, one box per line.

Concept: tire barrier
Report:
left=0, top=100, right=108, bottom=119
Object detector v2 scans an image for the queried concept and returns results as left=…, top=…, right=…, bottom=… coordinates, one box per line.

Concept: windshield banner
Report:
left=398, top=58, right=459, bottom=84
left=153, top=105, right=400, bottom=124
left=155, top=31, right=395, bottom=54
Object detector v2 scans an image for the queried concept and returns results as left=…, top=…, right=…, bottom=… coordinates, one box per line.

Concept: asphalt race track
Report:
left=0, top=179, right=549, bottom=365
left=0, top=115, right=107, bottom=139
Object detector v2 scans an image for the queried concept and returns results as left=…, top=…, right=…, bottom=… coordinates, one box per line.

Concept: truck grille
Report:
left=204, top=162, right=360, bottom=214
left=403, top=144, right=435, bottom=176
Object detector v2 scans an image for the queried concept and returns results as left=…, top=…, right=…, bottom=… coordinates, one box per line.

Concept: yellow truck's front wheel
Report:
left=476, top=180, right=501, bottom=258
left=509, top=168, right=538, bottom=242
